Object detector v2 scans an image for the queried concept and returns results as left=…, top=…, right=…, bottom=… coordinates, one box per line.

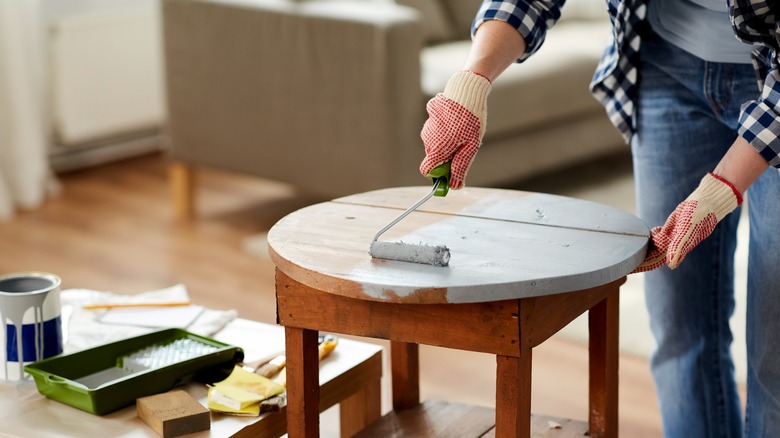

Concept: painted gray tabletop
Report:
left=268, top=187, right=650, bottom=304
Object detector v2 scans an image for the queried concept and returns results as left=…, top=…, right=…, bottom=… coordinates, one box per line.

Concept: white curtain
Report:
left=0, top=0, right=54, bottom=221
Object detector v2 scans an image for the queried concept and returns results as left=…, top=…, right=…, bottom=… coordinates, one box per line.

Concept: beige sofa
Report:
left=162, top=0, right=623, bottom=218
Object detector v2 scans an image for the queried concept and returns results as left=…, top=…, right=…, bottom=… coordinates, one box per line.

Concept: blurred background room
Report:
left=0, top=0, right=751, bottom=436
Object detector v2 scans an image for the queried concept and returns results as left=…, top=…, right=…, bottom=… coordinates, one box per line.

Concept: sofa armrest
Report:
left=163, top=0, right=428, bottom=196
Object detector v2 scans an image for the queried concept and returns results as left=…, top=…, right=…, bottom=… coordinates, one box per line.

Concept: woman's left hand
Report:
left=634, top=172, right=742, bottom=272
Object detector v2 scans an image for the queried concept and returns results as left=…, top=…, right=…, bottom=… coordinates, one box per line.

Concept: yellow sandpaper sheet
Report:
left=207, top=366, right=285, bottom=416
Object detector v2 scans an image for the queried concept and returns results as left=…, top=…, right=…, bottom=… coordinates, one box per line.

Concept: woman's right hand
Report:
left=419, top=71, right=492, bottom=190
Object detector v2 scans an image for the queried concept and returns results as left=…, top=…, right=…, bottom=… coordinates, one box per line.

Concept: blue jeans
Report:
left=633, top=32, right=780, bottom=437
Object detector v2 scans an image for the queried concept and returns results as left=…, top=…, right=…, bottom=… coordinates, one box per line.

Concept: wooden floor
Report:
left=1, top=152, right=665, bottom=436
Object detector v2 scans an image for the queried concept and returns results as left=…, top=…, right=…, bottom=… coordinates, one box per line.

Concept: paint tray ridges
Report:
left=122, top=338, right=219, bottom=372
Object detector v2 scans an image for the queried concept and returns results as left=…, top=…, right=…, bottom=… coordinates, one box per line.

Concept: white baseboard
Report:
left=49, top=130, right=163, bottom=172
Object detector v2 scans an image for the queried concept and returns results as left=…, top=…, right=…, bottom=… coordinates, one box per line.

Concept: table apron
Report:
left=275, top=270, right=623, bottom=357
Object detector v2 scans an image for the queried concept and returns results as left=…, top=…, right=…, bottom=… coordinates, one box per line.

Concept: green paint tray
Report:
left=24, top=328, right=244, bottom=415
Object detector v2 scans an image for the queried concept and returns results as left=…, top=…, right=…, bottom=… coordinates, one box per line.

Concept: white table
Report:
left=0, top=318, right=383, bottom=437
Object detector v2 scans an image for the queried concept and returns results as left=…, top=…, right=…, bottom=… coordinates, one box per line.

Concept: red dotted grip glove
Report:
left=634, top=173, right=742, bottom=272
left=420, top=71, right=491, bottom=190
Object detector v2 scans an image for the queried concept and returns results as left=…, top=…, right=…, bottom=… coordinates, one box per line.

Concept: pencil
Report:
left=82, top=301, right=192, bottom=310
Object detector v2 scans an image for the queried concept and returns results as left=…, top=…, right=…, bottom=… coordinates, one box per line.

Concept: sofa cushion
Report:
left=438, top=0, right=480, bottom=39
left=420, top=20, right=611, bottom=138
left=395, top=0, right=456, bottom=43
left=441, top=0, right=608, bottom=38
left=559, top=0, right=609, bottom=23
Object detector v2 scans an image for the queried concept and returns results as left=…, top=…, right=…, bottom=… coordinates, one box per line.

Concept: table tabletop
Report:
left=0, top=318, right=383, bottom=438
left=268, top=187, right=649, bottom=304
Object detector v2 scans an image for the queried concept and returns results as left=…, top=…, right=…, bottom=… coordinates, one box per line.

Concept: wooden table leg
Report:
left=588, top=289, right=620, bottom=438
left=391, top=341, right=420, bottom=411
left=495, top=349, right=532, bottom=438
left=339, top=376, right=381, bottom=437
left=169, top=162, right=195, bottom=220
left=285, top=327, right=321, bottom=438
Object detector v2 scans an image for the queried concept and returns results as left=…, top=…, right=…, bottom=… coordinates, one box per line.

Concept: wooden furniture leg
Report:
left=169, top=162, right=195, bottom=220
left=391, top=341, right=420, bottom=411
left=588, top=290, right=620, bottom=438
left=339, top=376, right=382, bottom=438
left=284, top=327, right=320, bottom=438
left=277, top=270, right=626, bottom=437
left=495, top=349, right=532, bottom=437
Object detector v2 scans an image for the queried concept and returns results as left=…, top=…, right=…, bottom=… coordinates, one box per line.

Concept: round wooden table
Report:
left=269, top=187, right=649, bottom=437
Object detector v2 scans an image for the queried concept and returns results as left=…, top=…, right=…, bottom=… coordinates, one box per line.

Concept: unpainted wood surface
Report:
left=495, top=353, right=533, bottom=437
left=354, top=399, right=496, bottom=438
left=354, top=400, right=589, bottom=438
left=268, top=187, right=648, bottom=304
left=276, top=270, right=621, bottom=436
left=391, top=342, right=420, bottom=411
left=284, top=327, right=321, bottom=438
left=276, top=269, right=522, bottom=356
left=277, top=270, right=622, bottom=357
left=588, top=294, right=620, bottom=438
left=338, top=375, right=382, bottom=438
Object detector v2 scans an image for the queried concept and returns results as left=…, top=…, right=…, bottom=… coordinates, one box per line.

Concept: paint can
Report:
left=0, top=272, right=63, bottom=382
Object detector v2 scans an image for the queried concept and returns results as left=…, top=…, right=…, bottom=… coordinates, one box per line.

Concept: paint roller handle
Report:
left=428, top=162, right=451, bottom=197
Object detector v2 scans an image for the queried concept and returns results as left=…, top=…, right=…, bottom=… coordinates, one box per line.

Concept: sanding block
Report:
left=137, top=390, right=210, bottom=438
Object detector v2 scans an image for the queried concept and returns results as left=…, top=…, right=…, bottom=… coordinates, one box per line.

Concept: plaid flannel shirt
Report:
left=474, top=0, right=780, bottom=168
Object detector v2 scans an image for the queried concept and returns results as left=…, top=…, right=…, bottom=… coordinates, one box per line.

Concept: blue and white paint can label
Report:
left=0, top=272, right=63, bottom=382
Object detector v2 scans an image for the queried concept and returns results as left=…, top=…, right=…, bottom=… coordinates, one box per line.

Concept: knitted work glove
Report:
left=420, top=71, right=492, bottom=190
left=634, top=173, right=742, bottom=272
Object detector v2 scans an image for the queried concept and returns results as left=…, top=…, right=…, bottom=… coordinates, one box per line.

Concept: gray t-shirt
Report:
left=648, top=0, right=754, bottom=64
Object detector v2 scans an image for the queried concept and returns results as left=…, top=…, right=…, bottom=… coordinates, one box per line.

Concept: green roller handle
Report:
left=427, top=162, right=451, bottom=197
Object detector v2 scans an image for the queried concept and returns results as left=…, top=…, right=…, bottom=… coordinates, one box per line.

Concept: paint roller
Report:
left=368, top=163, right=452, bottom=267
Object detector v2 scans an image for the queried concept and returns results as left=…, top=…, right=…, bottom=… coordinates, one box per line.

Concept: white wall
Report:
left=41, top=0, right=165, bottom=170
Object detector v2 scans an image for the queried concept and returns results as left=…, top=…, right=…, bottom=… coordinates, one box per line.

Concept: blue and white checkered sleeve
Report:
left=738, top=62, right=780, bottom=168
left=472, top=0, right=563, bottom=62
left=732, top=0, right=780, bottom=167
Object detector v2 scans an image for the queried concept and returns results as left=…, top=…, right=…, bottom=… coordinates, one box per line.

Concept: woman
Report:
left=419, top=0, right=780, bottom=435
